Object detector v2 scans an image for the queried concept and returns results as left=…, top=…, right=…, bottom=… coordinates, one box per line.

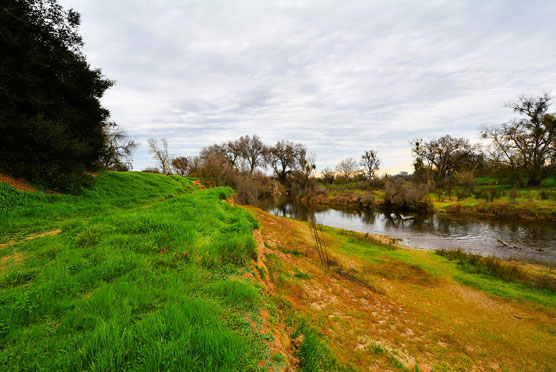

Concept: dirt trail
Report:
left=244, top=205, right=556, bottom=372
left=0, top=229, right=61, bottom=249
left=248, top=228, right=298, bottom=371
left=0, top=173, right=37, bottom=192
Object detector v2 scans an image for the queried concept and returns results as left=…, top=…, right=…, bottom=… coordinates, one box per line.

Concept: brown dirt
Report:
left=250, top=229, right=297, bottom=371
left=0, top=173, right=37, bottom=192
left=0, top=252, right=24, bottom=270
left=0, top=229, right=61, bottom=249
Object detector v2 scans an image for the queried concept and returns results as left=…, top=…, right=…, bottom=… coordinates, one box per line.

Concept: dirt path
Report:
left=0, top=229, right=61, bottom=249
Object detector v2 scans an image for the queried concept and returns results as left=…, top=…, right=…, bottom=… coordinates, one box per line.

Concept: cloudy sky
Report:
left=60, top=0, right=556, bottom=173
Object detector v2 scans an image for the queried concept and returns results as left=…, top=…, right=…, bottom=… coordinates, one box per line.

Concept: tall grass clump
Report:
left=437, top=249, right=556, bottom=292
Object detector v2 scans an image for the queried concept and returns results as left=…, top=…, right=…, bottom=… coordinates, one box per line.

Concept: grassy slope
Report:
left=0, top=172, right=284, bottom=371
left=247, top=206, right=556, bottom=372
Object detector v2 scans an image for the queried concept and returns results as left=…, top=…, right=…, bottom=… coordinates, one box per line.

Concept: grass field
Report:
left=0, top=172, right=284, bottom=371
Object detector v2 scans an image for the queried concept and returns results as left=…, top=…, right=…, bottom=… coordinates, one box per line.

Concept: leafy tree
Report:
left=0, top=0, right=115, bottom=191
left=171, top=156, right=190, bottom=176
left=360, top=150, right=380, bottom=180
left=411, top=135, right=478, bottom=181
left=482, top=94, right=556, bottom=187
left=148, top=138, right=171, bottom=175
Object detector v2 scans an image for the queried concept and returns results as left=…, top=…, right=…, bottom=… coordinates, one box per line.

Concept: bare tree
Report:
left=411, top=135, right=478, bottom=181
left=99, top=123, right=137, bottom=171
left=201, top=141, right=243, bottom=169
left=321, top=167, right=335, bottom=184
left=290, top=152, right=317, bottom=192
left=267, top=140, right=307, bottom=182
left=360, top=150, right=380, bottom=180
left=482, top=94, right=556, bottom=186
left=336, top=157, right=359, bottom=180
left=238, top=135, right=267, bottom=175
left=148, top=138, right=171, bottom=175
left=171, top=156, right=190, bottom=176
left=224, top=140, right=242, bottom=168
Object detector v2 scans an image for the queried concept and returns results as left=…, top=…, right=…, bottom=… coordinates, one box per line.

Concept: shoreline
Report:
left=298, top=192, right=556, bottom=222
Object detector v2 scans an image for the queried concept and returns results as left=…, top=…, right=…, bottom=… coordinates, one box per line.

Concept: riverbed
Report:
left=263, top=199, right=556, bottom=265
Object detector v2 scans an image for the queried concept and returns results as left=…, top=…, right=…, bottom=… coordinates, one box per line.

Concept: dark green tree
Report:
left=0, top=0, right=115, bottom=191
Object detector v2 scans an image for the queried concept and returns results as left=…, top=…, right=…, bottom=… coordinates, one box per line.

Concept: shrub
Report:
left=509, top=188, right=519, bottom=201
left=455, top=187, right=469, bottom=201
left=487, top=186, right=498, bottom=202
left=384, top=179, right=432, bottom=212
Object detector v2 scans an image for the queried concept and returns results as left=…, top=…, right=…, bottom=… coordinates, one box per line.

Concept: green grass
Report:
left=0, top=172, right=271, bottom=371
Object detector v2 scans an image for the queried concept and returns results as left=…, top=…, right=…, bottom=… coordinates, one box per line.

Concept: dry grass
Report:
left=245, top=206, right=556, bottom=372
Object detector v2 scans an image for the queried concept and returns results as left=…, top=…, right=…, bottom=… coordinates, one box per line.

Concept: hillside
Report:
left=0, top=172, right=287, bottom=371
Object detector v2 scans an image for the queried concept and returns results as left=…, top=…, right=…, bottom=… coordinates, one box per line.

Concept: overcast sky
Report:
left=60, top=0, right=556, bottom=173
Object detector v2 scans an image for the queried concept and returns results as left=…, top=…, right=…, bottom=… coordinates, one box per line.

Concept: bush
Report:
left=509, top=188, right=519, bottom=201
left=384, top=179, right=432, bottom=212
left=455, top=187, right=469, bottom=201
left=487, top=186, right=498, bottom=202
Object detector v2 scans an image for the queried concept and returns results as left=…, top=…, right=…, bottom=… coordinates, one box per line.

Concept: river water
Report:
left=263, top=199, right=556, bottom=265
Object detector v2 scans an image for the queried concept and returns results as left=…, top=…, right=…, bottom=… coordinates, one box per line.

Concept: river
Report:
left=262, top=198, right=556, bottom=265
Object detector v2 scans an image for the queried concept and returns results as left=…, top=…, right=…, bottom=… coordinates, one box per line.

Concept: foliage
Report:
left=383, top=178, right=432, bottom=212
left=238, top=135, right=267, bottom=175
left=0, top=0, right=114, bottom=192
left=171, top=156, right=190, bottom=176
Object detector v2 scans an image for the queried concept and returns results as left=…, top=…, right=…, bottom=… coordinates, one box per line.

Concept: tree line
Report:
left=321, top=94, right=555, bottom=188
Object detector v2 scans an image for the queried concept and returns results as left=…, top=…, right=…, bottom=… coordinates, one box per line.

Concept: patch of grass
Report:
left=0, top=172, right=268, bottom=371
left=322, top=226, right=556, bottom=308
left=437, top=249, right=556, bottom=292
left=293, top=267, right=311, bottom=279
left=295, top=322, right=354, bottom=372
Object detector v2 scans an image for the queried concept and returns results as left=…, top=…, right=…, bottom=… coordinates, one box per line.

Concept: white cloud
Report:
left=61, top=0, right=556, bottom=171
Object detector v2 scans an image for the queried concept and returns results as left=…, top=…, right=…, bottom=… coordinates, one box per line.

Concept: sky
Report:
left=59, top=0, right=556, bottom=174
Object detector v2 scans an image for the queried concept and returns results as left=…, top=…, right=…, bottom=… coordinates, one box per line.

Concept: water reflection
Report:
left=264, top=198, right=556, bottom=265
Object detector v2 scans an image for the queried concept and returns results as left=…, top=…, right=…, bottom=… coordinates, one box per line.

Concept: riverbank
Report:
left=245, top=205, right=556, bottom=371
left=2, top=172, right=555, bottom=371
left=298, top=189, right=556, bottom=221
